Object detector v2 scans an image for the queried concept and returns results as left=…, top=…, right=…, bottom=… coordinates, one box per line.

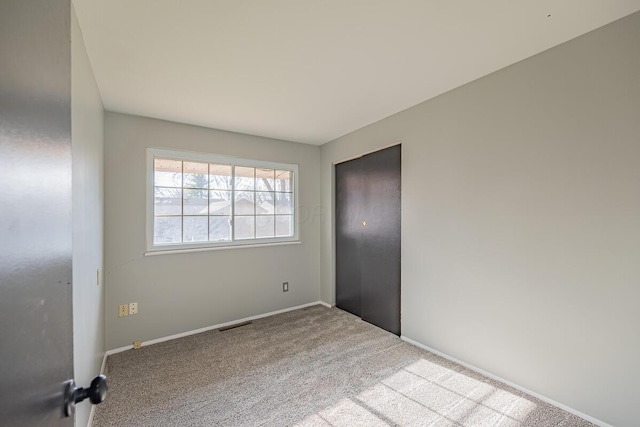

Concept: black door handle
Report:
left=64, top=375, right=108, bottom=417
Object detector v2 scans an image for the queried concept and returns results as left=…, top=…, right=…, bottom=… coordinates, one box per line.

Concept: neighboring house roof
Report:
left=158, top=197, right=275, bottom=215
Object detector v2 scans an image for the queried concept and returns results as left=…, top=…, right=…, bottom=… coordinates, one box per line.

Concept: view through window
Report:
left=148, top=148, right=297, bottom=251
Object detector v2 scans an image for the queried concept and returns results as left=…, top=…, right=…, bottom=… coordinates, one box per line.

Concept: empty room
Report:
left=1, top=1, right=639, bottom=426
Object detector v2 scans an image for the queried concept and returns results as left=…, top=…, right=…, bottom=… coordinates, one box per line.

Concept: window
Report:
left=147, top=148, right=298, bottom=253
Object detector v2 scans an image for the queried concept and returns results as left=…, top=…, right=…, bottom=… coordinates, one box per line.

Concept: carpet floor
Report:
left=93, top=305, right=594, bottom=426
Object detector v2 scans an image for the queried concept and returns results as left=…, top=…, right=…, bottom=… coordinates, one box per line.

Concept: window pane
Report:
left=256, top=216, right=275, bottom=238
left=183, top=189, right=208, bottom=215
left=275, top=170, right=292, bottom=192
left=154, top=216, right=181, bottom=244
left=154, top=159, right=182, bottom=187
left=183, top=162, right=208, bottom=189
left=234, top=191, right=254, bottom=215
left=209, top=216, right=231, bottom=242
left=256, top=168, right=275, bottom=191
left=256, top=192, right=274, bottom=214
left=210, top=164, right=232, bottom=190
left=235, top=166, right=255, bottom=190
left=275, top=192, right=292, bottom=214
left=155, top=187, right=182, bottom=215
left=150, top=149, right=296, bottom=249
left=209, top=190, right=231, bottom=215
left=276, top=215, right=293, bottom=237
left=234, top=216, right=255, bottom=239
left=183, top=216, right=208, bottom=242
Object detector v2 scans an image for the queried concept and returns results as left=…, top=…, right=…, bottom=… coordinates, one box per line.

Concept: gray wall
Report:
left=104, top=112, right=321, bottom=350
left=71, top=7, right=105, bottom=427
left=320, top=12, right=640, bottom=427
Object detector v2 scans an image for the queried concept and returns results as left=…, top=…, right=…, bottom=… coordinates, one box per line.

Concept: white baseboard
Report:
left=105, top=301, right=329, bottom=356
left=86, top=351, right=108, bottom=427
left=318, top=301, right=332, bottom=308
left=400, top=336, right=612, bottom=427
left=87, top=401, right=96, bottom=427
left=99, top=351, right=108, bottom=374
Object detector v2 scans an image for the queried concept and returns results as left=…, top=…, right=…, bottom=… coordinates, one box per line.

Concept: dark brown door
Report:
left=335, top=156, right=364, bottom=317
left=0, top=1, right=74, bottom=425
left=335, top=145, right=401, bottom=335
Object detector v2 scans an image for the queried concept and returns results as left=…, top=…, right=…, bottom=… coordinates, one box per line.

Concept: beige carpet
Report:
left=93, top=305, right=593, bottom=426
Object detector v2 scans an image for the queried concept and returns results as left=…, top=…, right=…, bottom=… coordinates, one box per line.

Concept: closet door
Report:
left=335, top=145, right=401, bottom=335
left=360, top=145, right=401, bottom=335
left=335, top=157, right=364, bottom=317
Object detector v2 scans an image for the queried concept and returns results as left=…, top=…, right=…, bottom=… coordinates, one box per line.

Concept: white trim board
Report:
left=105, top=301, right=330, bottom=356
left=86, top=352, right=108, bottom=427
left=400, top=336, right=613, bottom=427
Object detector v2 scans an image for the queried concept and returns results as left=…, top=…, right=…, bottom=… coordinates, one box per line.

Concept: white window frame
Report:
left=146, top=147, right=299, bottom=254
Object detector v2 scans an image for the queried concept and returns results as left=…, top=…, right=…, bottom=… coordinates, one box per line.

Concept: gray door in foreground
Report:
left=336, top=145, right=401, bottom=335
left=0, top=1, right=74, bottom=425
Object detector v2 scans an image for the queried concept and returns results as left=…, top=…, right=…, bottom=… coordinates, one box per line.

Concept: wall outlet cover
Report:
left=118, top=304, right=128, bottom=317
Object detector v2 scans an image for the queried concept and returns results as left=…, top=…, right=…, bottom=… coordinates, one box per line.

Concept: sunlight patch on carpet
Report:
left=296, top=358, right=536, bottom=426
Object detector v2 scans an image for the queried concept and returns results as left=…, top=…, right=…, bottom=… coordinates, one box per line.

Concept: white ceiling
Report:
left=72, top=1, right=640, bottom=145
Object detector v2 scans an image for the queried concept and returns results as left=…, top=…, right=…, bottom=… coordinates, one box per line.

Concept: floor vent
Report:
left=218, top=321, right=252, bottom=332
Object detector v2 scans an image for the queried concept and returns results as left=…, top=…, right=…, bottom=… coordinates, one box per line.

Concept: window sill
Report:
left=144, top=240, right=302, bottom=256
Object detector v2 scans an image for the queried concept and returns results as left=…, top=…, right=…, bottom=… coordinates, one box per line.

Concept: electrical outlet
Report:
left=118, top=304, right=128, bottom=317
left=129, top=302, right=138, bottom=315
left=283, top=282, right=289, bottom=292
left=133, top=340, right=142, bottom=349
